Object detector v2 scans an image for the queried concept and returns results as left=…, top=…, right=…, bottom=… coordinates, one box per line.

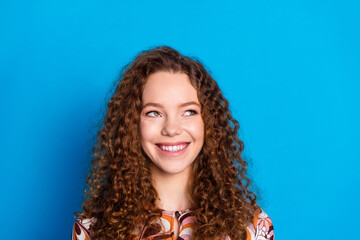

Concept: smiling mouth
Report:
left=156, top=143, right=190, bottom=152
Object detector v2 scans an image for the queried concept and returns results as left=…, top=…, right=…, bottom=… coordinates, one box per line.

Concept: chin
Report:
left=153, top=163, right=192, bottom=175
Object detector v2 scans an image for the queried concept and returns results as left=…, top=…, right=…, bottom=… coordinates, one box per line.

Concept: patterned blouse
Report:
left=72, top=208, right=274, bottom=240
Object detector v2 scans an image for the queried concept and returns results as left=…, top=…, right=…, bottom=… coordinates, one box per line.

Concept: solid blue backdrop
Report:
left=1, top=0, right=359, bottom=239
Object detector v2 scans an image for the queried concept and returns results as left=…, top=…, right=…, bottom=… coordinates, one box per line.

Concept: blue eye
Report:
left=184, top=110, right=197, bottom=116
left=146, top=111, right=161, bottom=117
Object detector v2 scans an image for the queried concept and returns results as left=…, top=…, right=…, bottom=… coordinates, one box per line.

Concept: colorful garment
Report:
left=72, top=208, right=274, bottom=240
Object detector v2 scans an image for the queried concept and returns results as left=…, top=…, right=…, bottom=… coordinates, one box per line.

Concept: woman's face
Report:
left=140, top=71, right=204, bottom=176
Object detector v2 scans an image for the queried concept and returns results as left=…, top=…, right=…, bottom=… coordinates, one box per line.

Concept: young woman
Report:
left=72, top=46, right=274, bottom=240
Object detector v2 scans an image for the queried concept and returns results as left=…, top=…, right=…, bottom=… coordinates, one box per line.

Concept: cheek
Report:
left=139, top=120, right=157, bottom=144
left=139, top=121, right=153, bottom=158
left=186, top=119, right=205, bottom=142
left=197, top=120, right=205, bottom=142
left=139, top=120, right=149, bottom=142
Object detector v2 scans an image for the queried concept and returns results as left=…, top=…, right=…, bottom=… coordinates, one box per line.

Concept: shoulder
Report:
left=246, top=209, right=274, bottom=240
left=71, top=218, right=94, bottom=240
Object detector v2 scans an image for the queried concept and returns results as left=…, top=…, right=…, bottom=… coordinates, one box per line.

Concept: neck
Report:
left=150, top=164, right=192, bottom=211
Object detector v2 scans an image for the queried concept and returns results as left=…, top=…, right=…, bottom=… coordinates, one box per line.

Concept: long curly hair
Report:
left=77, top=46, right=258, bottom=239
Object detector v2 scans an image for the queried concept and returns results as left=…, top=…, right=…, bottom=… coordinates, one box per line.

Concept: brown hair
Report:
left=77, top=46, right=258, bottom=239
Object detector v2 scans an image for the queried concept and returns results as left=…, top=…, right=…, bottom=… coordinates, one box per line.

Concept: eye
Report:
left=183, top=110, right=198, bottom=116
left=145, top=111, right=161, bottom=117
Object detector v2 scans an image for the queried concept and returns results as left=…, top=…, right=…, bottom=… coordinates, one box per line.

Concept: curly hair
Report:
left=77, top=46, right=258, bottom=239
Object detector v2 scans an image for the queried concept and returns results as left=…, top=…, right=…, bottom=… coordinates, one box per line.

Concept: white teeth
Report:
left=159, top=144, right=187, bottom=152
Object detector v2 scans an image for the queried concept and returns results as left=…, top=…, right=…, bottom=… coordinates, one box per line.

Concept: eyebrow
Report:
left=142, top=101, right=201, bottom=109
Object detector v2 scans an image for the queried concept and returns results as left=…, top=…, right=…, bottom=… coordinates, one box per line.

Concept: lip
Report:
left=155, top=142, right=190, bottom=157
left=156, top=141, right=189, bottom=146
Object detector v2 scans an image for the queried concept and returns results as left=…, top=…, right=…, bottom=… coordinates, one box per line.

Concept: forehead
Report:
left=142, top=71, right=199, bottom=105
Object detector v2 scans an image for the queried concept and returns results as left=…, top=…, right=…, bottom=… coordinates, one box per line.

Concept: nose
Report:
left=161, top=117, right=182, bottom=136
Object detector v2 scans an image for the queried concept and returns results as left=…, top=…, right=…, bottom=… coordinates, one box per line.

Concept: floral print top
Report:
left=72, top=208, right=274, bottom=240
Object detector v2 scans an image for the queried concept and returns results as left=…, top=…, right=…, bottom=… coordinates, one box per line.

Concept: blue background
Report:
left=1, top=0, right=359, bottom=239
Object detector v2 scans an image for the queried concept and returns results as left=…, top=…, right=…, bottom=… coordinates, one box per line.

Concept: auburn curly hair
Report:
left=77, top=46, right=258, bottom=239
